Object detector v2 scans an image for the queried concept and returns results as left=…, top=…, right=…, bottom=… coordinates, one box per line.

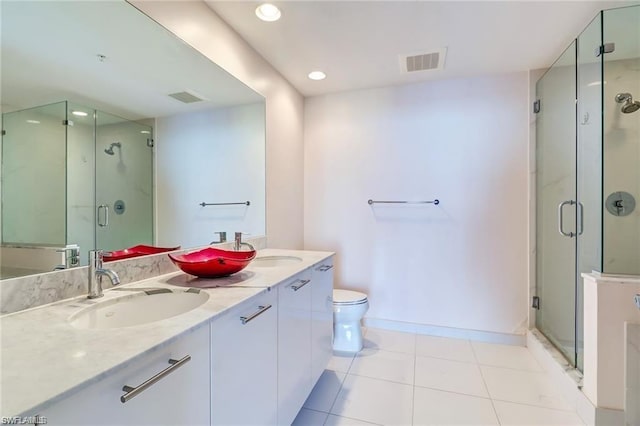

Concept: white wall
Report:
left=304, top=72, right=529, bottom=335
left=129, top=0, right=304, bottom=250
left=155, top=103, right=266, bottom=248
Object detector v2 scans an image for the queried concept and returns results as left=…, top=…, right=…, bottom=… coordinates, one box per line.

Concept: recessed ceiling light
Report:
left=140, top=130, right=151, bottom=134
left=308, top=71, right=326, bottom=81
left=255, top=3, right=281, bottom=22
left=26, top=119, right=40, bottom=124
left=71, top=110, right=88, bottom=117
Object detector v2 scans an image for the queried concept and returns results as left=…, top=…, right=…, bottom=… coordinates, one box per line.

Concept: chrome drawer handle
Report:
left=316, top=264, right=333, bottom=272
left=291, top=279, right=311, bottom=291
left=121, top=355, right=191, bottom=403
left=240, top=304, right=272, bottom=324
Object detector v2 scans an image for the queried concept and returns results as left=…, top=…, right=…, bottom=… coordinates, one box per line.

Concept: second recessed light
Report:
left=308, top=71, right=327, bottom=81
left=256, top=3, right=281, bottom=22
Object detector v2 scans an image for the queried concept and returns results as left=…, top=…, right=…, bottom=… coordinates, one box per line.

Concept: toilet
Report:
left=332, top=289, right=369, bottom=353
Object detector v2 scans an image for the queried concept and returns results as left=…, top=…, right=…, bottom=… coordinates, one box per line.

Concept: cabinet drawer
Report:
left=211, top=290, right=277, bottom=426
left=311, top=257, right=334, bottom=383
left=39, top=324, right=210, bottom=426
left=277, top=270, right=312, bottom=425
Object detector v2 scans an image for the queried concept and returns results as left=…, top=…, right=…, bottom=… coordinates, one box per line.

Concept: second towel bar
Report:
left=368, top=199, right=439, bottom=205
left=199, top=201, right=250, bottom=207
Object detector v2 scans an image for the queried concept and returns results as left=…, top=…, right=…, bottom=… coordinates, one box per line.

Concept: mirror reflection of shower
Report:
left=104, top=142, right=121, bottom=155
left=615, top=92, right=640, bottom=114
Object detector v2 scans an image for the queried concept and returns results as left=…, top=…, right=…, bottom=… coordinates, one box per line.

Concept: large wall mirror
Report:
left=0, top=1, right=266, bottom=279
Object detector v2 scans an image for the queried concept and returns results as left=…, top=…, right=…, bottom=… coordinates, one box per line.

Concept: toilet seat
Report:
left=333, top=289, right=368, bottom=305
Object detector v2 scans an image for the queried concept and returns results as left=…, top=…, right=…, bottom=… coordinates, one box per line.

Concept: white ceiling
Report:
left=206, top=0, right=639, bottom=97
left=1, top=1, right=263, bottom=121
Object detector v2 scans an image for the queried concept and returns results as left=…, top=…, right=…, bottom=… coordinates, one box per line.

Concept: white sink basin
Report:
left=69, top=289, right=209, bottom=329
left=251, top=255, right=303, bottom=267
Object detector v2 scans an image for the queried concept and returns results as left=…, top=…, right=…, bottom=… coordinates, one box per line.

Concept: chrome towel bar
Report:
left=199, top=201, right=250, bottom=207
left=368, top=199, right=439, bottom=205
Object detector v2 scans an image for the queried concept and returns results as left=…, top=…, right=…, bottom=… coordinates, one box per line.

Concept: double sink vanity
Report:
left=1, top=248, right=334, bottom=426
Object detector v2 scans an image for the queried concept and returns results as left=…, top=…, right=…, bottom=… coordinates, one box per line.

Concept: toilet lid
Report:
left=333, top=289, right=368, bottom=305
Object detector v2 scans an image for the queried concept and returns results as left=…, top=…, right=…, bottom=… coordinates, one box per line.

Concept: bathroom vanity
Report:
left=0, top=249, right=334, bottom=426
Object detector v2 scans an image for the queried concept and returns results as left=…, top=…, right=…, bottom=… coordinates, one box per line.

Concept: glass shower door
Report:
left=576, top=13, right=604, bottom=372
left=1, top=102, right=67, bottom=246
left=95, top=110, right=153, bottom=252
left=536, top=41, right=578, bottom=366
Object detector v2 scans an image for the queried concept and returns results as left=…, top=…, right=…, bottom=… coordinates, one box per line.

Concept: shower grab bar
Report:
left=368, top=199, right=439, bottom=205
left=199, top=201, right=250, bottom=207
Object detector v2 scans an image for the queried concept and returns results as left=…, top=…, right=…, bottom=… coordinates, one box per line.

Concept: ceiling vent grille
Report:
left=168, top=91, right=204, bottom=104
left=400, top=48, right=447, bottom=73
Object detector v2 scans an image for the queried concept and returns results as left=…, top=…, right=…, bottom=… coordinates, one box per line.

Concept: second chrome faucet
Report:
left=88, top=250, right=121, bottom=299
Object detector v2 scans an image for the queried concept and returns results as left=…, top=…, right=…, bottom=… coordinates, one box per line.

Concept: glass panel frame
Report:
left=535, top=41, right=578, bottom=367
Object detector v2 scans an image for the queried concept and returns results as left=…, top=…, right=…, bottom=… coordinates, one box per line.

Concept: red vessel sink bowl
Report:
left=104, top=245, right=181, bottom=262
left=168, top=247, right=256, bottom=278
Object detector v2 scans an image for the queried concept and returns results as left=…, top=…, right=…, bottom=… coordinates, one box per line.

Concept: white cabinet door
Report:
left=311, top=258, right=334, bottom=383
left=277, top=270, right=312, bottom=425
left=210, top=289, right=277, bottom=426
left=39, top=324, right=210, bottom=426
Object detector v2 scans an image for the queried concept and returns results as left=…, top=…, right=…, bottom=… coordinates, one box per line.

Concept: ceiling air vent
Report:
left=400, top=48, right=447, bottom=73
left=168, top=90, right=205, bottom=104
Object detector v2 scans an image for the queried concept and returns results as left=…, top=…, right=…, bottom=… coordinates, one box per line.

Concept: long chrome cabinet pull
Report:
left=316, top=264, right=333, bottom=272
left=557, top=200, right=576, bottom=238
left=120, top=355, right=191, bottom=403
left=240, top=304, right=272, bottom=324
left=291, top=279, right=311, bottom=291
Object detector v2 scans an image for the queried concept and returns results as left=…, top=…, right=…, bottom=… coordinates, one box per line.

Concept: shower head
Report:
left=615, top=92, right=640, bottom=114
left=104, top=142, right=121, bottom=155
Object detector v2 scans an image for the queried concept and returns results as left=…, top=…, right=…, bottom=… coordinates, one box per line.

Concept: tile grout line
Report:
left=412, top=383, right=493, bottom=400
left=325, top=355, right=355, bottom=417
left=489, top=397, right=580, bottom=413
left=471, top=340, right=502, bottom=425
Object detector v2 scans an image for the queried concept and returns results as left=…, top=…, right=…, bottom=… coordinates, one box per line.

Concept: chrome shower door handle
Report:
left=558, top=200, right=576, bottom=238
left=97, top=204, right=110, bottom=227
left=577, top=202, right=584, bottom=236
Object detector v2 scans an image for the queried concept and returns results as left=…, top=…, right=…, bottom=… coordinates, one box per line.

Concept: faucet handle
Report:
left=89, top=249, right=106, bottom=267
left=211, top=231, right=227, bottom=244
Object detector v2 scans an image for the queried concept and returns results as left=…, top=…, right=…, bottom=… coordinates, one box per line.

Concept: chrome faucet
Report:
left=234, top=232, right=254, bottom=251
left=88, top=250, right=121, bottom=299
left=211, top=231, right=227, bottom=244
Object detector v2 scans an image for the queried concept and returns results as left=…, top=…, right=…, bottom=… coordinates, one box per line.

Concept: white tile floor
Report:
left=293, top=328, right=585, bottom=426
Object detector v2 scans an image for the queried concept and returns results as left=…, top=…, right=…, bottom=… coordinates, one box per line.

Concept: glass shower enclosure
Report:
left=1, top=101, right=154, bottom=269
left=535, top=5, right=640, bottom=371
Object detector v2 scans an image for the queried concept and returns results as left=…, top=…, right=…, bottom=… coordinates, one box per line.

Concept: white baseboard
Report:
left=526, top=330, right=625, bottom=426
left=362, top=317, right=526, bottom=346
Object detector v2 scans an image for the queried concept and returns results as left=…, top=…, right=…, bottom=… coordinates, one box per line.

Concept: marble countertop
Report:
left=1, top=248, right=334, bottom=417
